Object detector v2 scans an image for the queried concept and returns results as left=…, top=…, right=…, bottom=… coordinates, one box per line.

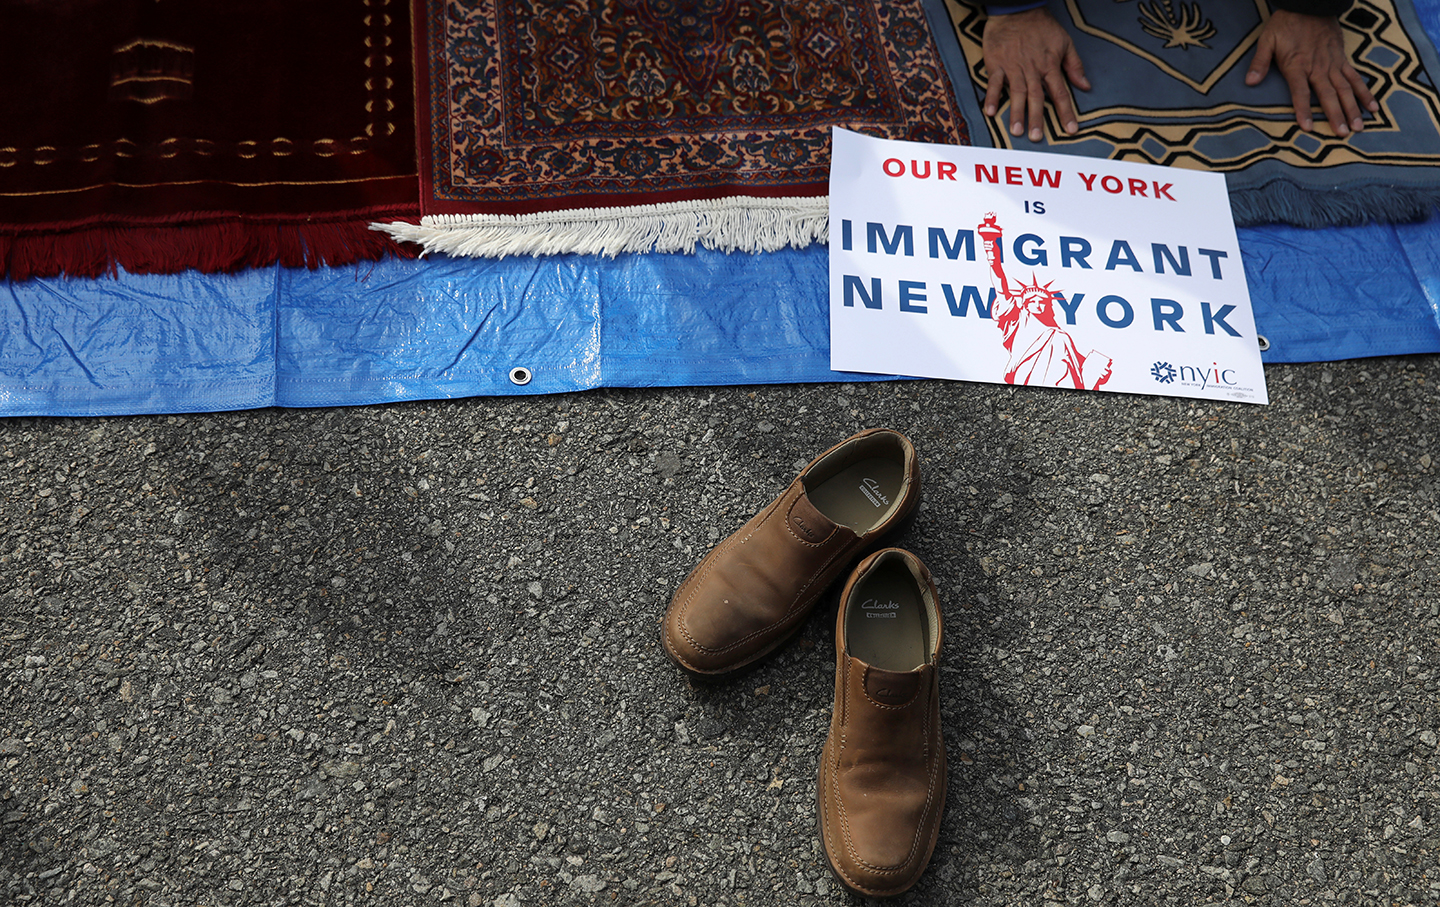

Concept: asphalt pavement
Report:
left=3, top=357, right=1438, bottom=906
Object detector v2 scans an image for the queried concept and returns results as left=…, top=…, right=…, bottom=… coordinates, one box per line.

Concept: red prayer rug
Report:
left=0, top=0, right=421, bottom=281
left=377, top=0, right=970, bottom=257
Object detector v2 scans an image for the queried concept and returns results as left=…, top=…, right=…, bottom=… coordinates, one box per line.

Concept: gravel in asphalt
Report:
left=3, top=357, right=1438, bottom=906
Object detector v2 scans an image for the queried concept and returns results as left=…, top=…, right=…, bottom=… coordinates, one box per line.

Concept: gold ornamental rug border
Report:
left=942, top=0, right=1440, bottom=172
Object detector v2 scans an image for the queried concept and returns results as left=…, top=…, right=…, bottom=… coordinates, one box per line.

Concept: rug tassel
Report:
left=1, top=220, right=418, bottom=282
left=370, top=196, right=831, bottom=259
left=1228, top=180, right=1440, bottom=228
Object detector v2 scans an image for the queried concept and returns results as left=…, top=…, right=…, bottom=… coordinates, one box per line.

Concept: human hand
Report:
left=982, top=8, right=1091, bottom=142
left=1245, top=10, right=1379, bottom=137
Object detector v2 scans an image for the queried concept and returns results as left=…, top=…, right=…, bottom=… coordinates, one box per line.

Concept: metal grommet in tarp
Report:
left=1257, top=335, right=1270, bottom=352
left=509, top=366, right=533, bottom=386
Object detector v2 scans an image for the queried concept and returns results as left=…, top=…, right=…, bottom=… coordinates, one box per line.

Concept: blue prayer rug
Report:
left=928, top=0, right=1440, bottom=226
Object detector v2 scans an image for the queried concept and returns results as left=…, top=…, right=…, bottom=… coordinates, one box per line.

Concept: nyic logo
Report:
left=1151, top=361, right=1238, bottom=389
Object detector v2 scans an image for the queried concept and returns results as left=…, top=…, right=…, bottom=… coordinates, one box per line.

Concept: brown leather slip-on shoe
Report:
left=661, top=428, right=920, bottom=677
left=817, top=548, right=946, bottom=899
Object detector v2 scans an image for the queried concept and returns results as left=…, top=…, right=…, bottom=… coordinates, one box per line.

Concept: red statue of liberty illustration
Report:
left=978, top=214, right=1113, bottom=390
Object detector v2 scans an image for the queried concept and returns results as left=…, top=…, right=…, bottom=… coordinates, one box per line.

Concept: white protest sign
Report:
left=829, top=128, right=1267, bottom=404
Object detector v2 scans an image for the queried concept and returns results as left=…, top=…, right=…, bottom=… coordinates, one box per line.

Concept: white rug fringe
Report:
left=371, top=195, right=830, bottom=259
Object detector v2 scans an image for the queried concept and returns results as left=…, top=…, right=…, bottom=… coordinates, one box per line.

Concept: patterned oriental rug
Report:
left=377, top=0, right=969, bottom=257
left=936, top=0, right=1440, bottom=227
left=0, top=0, right=420, bottom=282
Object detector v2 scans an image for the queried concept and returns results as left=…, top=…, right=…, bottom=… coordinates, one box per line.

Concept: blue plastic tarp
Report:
left=6, top=219, right=1439, bottom=416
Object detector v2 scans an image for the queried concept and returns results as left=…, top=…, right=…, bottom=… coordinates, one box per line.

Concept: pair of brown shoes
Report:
left=660, top=428, right=946, bottom=898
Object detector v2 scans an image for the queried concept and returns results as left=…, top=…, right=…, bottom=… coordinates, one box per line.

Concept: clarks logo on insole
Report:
left=859, top=477, right=890, bottom=508
left=862, top=598, right=899, bottom=619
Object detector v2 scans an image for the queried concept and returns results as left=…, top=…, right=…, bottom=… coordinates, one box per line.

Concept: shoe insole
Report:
left=846, top=560, right=929, bottom=672
left=806, top=457, right=904, bottom=533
